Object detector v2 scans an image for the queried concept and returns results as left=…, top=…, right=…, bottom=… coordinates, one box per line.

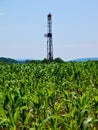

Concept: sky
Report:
left=0, top=0, right=98, bottom=61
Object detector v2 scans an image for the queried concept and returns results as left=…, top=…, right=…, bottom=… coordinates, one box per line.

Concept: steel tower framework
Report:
left=45, top=13, right=53, bottom=61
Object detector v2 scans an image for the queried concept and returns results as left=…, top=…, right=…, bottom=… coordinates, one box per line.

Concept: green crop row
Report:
left=0, top=61, right=98, bottom=130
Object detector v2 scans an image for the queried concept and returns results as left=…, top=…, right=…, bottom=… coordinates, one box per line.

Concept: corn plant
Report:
left=0, top=61, right=98, bottom=129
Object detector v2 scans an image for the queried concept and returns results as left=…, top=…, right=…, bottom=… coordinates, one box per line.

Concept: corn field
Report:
left=0, top=61, right=98, bottom=130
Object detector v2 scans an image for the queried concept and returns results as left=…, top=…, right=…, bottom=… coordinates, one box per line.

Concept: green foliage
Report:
left=54, top=57, right=64, bottom=63
left=0, top=61, right=98, bottom=129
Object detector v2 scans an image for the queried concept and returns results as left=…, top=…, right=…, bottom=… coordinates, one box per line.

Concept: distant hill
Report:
left=0, top=57, right=18, bottom=64
left=0, top=57, right=98, bottom=64
left=0, top=57, right=33, bottom=64
left=72, top=58, right=98, bottom=62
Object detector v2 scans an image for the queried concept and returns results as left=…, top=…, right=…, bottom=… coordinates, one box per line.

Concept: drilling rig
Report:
left=45, top=13, right=53, bottom=61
